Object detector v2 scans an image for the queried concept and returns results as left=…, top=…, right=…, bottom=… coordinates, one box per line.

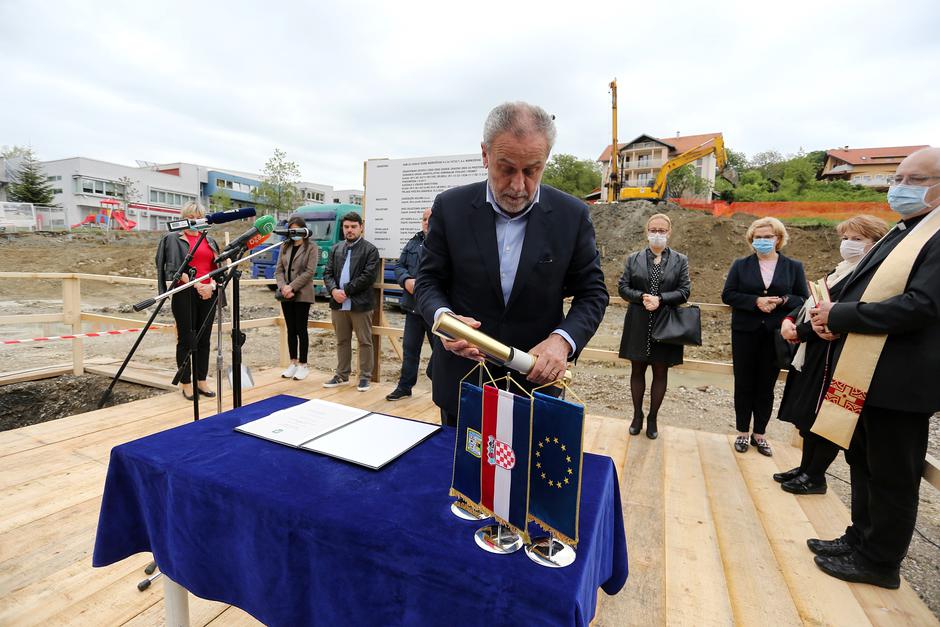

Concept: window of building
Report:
left=46, top=175, right=62, bottom=182
left=52, top=188, right=63, bottom=194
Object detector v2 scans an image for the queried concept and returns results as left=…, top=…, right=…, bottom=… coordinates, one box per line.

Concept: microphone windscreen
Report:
left=254, top=214, right=277, bottom=235
left=205, top=207, right=257, bottom=224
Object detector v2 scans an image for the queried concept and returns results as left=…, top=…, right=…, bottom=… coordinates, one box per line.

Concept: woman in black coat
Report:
left=618, top=214, right=691, bottom=439
left=774, top=215, right=888, bottom=493
left=722, top=217, right=808, bottom=456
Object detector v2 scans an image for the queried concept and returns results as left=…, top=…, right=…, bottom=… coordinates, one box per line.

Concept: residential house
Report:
left=821, top=145, right=928, bottom=190
left=597, top=132, right=722, bottom=201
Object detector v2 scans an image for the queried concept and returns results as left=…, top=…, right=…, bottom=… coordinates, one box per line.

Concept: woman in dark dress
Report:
left=618, top=213, right=691, bottom=440
left=774, top=215, right=888, bottom=494
left=722, top=217, right=808, bottom=456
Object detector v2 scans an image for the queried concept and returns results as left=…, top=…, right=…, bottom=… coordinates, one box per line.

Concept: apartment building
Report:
left=597, top=132, right=722, bottom=200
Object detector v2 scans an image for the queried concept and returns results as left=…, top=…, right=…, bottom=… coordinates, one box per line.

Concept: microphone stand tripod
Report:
left=96, top=230, right=208, bottom=410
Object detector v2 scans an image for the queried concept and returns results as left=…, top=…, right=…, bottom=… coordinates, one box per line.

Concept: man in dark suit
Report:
left=416, top=101, right=609, bottom=426
left=808, top=147, right=940, bottom=588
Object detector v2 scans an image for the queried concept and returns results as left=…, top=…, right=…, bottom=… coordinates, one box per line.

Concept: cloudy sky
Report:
left=2, top=0, right=938, bottom=189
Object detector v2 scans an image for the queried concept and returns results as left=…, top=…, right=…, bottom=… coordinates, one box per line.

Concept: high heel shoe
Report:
left=629, top=413, right=644, bottom=436
left=646, top=414, right=658, bottom=440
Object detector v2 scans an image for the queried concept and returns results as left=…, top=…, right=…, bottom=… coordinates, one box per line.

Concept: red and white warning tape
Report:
left=2, top=325, right=170, bottom=345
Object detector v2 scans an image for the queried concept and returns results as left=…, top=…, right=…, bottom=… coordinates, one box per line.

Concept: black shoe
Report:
left=751, top=434, right=773, bottom=456
left=807, top=535, right=854, bottom=557
left=773, top=467, right=802, bottom=483
left=781, top=473, right=827, bottom=495
left=734, top=435, right=749, bottom=453
left=386, top=388, right=412, bottom=401
left=646, top=414, right=658, bottom=440
left=197, top=388, right=216, bottom=398
left=628, top=413, right=643, bottom=436
left=814, top=553, right=900, bottom=589
left=181, top=389, right=194, bottom=401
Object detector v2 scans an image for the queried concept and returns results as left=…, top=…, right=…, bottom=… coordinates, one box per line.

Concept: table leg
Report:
left=164, top=576, right=191, bottom=627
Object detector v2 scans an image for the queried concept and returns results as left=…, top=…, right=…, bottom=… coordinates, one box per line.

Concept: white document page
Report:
left=301, top=413, right=440, bottom=469
left=235, top=399, right=370, bottom=447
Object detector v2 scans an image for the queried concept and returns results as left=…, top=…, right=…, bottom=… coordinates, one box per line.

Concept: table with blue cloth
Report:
left=93, top=395, right=628, bottom=626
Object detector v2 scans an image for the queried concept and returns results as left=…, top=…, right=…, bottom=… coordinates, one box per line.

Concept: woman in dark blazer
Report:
left=275, top=216, right=319, bottom=381
left=774, top=215, right=887, bottom=493
left=722, top=217, right=808, bottom=456
left=618, top=213, right=691, bottom=440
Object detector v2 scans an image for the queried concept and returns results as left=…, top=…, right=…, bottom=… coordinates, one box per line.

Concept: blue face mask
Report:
left=752, top=238, right=776, bottom=255
left=887, top=184, right=936, bottom=217
left=291, top=236, right=302, bottom=242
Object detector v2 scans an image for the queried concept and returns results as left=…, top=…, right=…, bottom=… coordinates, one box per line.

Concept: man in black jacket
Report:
left=808, top=147, right=940, bottom=588
left=387, top=207, right=435, bottom=401
left=416, top=101, right=609, bottom=426
left=322, top=212, right=380, bottom=391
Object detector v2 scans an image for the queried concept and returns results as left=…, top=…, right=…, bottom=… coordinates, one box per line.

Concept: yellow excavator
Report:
left=607, top=79, right=737, bottom=202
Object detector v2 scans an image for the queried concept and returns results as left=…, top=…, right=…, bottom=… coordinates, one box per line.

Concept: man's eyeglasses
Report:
left=891, top=175, right=940, bottom=186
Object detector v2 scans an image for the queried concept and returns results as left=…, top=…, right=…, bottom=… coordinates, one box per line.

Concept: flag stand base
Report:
left=451, top=501, right=488, bottom=521
left=474, top=523, right=523, bottom=554
left=525, top=536, right=576, bottom=568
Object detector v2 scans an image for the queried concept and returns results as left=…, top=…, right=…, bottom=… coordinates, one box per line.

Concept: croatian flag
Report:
left=480, top=384, right=532, bottom=537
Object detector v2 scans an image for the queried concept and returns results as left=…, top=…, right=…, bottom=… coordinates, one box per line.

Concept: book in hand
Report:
left=808, top=277, right=831, bottom=307
left=235, top=398, right=439, bottom=470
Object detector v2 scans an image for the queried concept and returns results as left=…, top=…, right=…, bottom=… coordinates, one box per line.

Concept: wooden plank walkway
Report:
left=0, top=369, right=936, bottom=626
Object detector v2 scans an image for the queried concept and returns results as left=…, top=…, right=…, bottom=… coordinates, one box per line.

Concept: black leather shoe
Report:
left=751, top=434, right=773, bottom=456
left=628, top=413, right=643, bottom=436
left=781, top=473, right=827, bottom=495
left=646, top=415, right=658, bottom=440
left=386, top=388, right=412, bottom=401
left=807, top=536, right=854, bottom=557
left=734, top=435, right=749, bottom=453
left=814, top=553, right=900, bottom=589
left=197, top=388, right=216, bottom=398
left=773, top=467, right=802, bottom=483
left=181, top=388, right=194, bottom=401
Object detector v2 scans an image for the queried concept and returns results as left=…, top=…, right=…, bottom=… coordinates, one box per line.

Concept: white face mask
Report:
left=840, top=239, right=867, bottom=261
left=647, top=234, right=668, bottom=248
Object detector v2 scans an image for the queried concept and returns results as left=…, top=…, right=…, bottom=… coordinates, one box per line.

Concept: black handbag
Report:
left=651, top=304, right=702, bottom=346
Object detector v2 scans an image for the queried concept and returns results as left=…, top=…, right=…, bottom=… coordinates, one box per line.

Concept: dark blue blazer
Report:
left=416, top=181, right=609, bottom=415
left=721, top=253, right=808, bottom=332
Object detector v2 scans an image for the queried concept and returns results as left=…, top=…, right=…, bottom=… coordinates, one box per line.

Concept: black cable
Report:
left=824, top=470, right=940, bottom=552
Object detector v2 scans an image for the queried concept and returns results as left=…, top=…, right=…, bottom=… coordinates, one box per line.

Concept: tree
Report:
left=114, top=176, right=140, bottom=211
left=7, top=149, right=56, bottom=206
left=665, top=164, right=711, bottom=199
left=749, top=149, right=786, bottom=182
left=541, top=154, right=602, bottom=198
left=252, top=148, right=301, bottom=215
left=1, top=145, right=31, bottom=160
left=209, top=188, right=233, bottom=211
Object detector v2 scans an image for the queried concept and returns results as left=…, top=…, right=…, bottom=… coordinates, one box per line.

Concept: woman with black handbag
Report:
left=774, top=215, right=887, bottom=493
left=618, top=214, right=691, bottom=440
left=722, top=217, right=808, bottom=456
left=275, top=216, right=319, bottom=381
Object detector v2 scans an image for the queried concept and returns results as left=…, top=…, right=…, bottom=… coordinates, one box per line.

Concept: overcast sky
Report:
left=2, top=0, right=938, bottom=189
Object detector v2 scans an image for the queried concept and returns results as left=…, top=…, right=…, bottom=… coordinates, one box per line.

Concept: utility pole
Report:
left=607, top=79, right=619, bottom=203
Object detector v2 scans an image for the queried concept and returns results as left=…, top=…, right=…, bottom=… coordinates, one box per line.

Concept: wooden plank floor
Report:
left=0, top=369, right=936, bottom=626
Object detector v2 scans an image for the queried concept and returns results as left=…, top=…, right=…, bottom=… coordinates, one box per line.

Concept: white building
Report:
left=297, top=181, right=333, bottom=205
left=332, top=189, right=363, bottom=205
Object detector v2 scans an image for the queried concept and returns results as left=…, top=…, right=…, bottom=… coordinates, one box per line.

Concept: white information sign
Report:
left=364, top=153, right=486, bottom=258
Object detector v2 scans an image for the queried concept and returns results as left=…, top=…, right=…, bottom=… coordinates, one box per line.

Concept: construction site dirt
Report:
left=1, top=202, right=939, bottom=615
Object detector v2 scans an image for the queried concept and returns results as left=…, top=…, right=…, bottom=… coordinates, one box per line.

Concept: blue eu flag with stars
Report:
left=528, top=391, right=585, bottom=545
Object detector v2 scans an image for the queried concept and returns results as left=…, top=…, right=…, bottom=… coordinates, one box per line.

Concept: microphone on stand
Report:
left=214, top=215, right=277, bottom=264
left=273, top=226, right=313, bottom=238
left=166, top=207, right=257, bottom=232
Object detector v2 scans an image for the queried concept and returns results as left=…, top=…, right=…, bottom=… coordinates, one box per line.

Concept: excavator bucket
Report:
left=720, top=165, right=738, bottom=186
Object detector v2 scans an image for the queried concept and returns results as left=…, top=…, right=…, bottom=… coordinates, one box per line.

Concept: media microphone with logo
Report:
left=166, top=207, right=257, bottom=232
left=214, top=215, right=277, bottom=264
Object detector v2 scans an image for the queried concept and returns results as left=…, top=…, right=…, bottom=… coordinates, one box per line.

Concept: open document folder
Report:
left=235, top=398, right=440, bottom=470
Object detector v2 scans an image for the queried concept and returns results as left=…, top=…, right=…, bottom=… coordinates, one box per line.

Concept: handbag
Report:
left=651, top=304, right=702, bottom=346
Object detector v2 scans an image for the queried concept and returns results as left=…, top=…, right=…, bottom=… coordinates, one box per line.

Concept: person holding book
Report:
left=774, top=215, right=888, bottom=494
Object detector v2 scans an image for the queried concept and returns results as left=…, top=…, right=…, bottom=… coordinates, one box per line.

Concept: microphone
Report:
left=166, top=207, right=256, bottom=231
left=273, top=226, right=312, bottom=238
left=215, top=215, right=276, bottom=264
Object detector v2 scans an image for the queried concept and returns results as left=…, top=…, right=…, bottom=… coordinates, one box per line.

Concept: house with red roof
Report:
left=597, top=132, right=723, bottom=200
left=820, top=145, right=928, bottom=190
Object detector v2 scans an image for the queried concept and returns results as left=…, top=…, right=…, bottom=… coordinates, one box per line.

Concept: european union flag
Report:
left=451, top=381, right=483, bottom=505
left=528, top=391, right=585, bottom=545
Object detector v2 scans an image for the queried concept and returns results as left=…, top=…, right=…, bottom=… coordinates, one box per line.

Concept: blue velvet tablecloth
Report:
left=93, top=395, right=628, bottom=626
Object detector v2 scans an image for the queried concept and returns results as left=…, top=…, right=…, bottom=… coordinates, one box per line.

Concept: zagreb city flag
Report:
left=529, top=391, right=585, bottom=545
left=451, top=381, right=484, bottom=507
left=479, top=385, right=532, bottom=539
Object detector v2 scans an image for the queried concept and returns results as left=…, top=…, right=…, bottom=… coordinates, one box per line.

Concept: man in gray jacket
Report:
left=322, top=212, right=380, bottom=391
